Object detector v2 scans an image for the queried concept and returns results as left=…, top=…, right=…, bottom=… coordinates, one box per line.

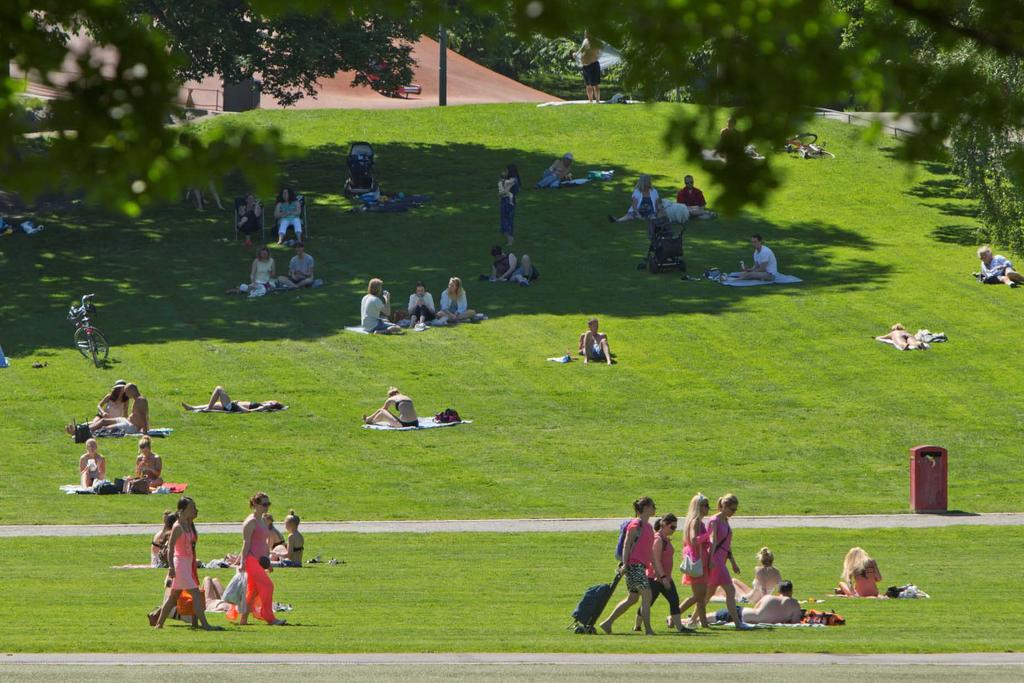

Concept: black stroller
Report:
left=343, top=142, right=379, bottom=197
left=643, top=215, right=685, bottom=274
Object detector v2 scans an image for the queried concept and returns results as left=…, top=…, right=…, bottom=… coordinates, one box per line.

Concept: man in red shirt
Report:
left=676, top=175, right=715, bottom=219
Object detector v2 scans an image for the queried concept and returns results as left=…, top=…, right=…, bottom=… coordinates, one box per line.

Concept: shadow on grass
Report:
left=931, top=224, right=981, bottom=246
left=2, top=141, right=891, bottom=355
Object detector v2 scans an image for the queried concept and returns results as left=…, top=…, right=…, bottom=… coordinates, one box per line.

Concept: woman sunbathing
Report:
left=836, top=546, right=885, bottom=597
left=181, top=386, right=283, bottom=413
left=363, top=387, right=418, bottom=428
left=270, top=510, right=304, bottom=567
left=876, top=323, right=925, bottom=350
left=712, top=547, right=781, bottom=604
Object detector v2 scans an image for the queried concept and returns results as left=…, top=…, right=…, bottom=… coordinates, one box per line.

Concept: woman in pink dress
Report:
left=154, top=497, right=215, bottom=629
left=598, top=496, right=657, bottom=635
left=705, top=493, right=751, bottom=629
left=677, top=493, right=712, bottom=628
left=227, top=492, right=287, bottom=625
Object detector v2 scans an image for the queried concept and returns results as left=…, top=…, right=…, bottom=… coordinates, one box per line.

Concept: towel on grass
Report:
left=93, top=427, right=173, bottom=438
left=362, top=417, right=472, bottom=431
left=712, top=621, right=825, bottom=628
left=60, top=481, right=187, bottom=495
left=547, top=355, right=573, bottom=363
left=183, top=404, right=287, bottom=413
left=60, top=484, right=96, bottom=495
left=721, top=273, right=802, bottom=286
left=155, top=483, right=188, bottom=494
left=111, top=564, right=159, bottom=569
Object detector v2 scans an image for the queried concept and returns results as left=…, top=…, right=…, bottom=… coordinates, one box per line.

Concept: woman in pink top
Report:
left=705, top=493, right=751, bottom=629
left=634, top=513, right=694, bottom=633
left=227, top=492, right=287, bottom=625
left=678, top=493, right=712, bottom=628
left=599, top=497, right=656, bottom=635
left=837, top=547, right=884, bottom=597
left=153, top=497, right=215, bottom=629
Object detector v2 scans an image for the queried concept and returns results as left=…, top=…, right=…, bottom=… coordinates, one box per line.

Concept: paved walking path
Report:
left=2, top=512, right=1023, bottom=538
left=2, top=652, right=1022, bottom=666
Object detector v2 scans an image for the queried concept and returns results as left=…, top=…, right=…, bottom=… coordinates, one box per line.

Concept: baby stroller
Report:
left=343, top=142, right=379, bottom=197
left=644, top=215, right=685, bottom=274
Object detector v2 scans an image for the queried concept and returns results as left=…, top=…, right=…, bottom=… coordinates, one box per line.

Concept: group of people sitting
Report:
left=598, top=494, right=887, bottom=634
left=66, top=379, right=150, bottom=437
left=609, top=174, right=716, bottom=224
left=77, top=435, right=164, bottom=493
left=227, top=241, right=316, bottom=296
left=360, top=276, right=481, bottom=333
left=234, top=189, right=305, bottom=247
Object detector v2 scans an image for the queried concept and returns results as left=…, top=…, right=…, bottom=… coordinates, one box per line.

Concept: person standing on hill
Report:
left=576, top=30, right=603, bottom=103
left=498, top=164, right=520, bottom=245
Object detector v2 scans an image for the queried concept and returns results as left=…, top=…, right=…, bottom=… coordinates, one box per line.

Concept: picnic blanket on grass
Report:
left=721, top=272, right=802, bottom=286
left=92, top=427, right=173, bottom=438
left=111, top=564, right=158, bottom=569
left=354, top=194, right=432, bottom=213
left=60, top=482, right=188, bottom=495
left=362, top=417, right=472, bottom=431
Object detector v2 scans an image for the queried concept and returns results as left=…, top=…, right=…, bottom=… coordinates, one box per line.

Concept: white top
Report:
left=439, top=289, right=468, bottom=314
left=631, top=188, right=660, bottom=208
left=754, top=245, right=778, bottom=275
left=252, top=258, right=275, bottom=284
left=360, top=294, right=386, bottom=331
left=407, top=292, right=435, bottom=313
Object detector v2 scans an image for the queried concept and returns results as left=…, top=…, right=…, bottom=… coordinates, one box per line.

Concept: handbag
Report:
left=222, top=571, right=247, bottom=606
left=680, top=553, right=703, bottom=577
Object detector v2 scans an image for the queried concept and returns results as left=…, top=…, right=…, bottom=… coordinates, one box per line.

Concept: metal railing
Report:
left=812, top=107, right=917, bottom=139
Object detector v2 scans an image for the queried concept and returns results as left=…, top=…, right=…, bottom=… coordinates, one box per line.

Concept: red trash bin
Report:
left=909, top=445, right=948, bottom=513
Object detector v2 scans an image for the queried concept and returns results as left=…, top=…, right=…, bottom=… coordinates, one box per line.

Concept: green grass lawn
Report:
left=0, top=526, right=1020, bottom=653
left=0, top=103, right=1022, bottom=525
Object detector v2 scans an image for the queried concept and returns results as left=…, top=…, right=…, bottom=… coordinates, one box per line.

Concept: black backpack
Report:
left=434, top=408, right=461, bottom=424
left=570, top=572, right=621, bottom=634
left=72, top=422, right=92, bottom=444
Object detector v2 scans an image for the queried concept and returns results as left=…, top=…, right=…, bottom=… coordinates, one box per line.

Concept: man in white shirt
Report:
left=977, top=245, right=1023, bottom=287
left=737, top=233, right=778, bottom=281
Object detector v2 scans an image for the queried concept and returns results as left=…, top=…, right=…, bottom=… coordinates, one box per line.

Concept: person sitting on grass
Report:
left=266, top=514, right=286, bottom=552
left=361, top=278, right=402, bottom=334
left=436, top=277, right=477, bottom=323
left=490, top=246, right=537, bottom=286
left=713, top=546, right=781, bottom=604
left=976, top=245, right=1023, bottom=287
left=181, top=386, right=284, bottom=413
left=836, top=547, right=884, bottom=597
left=609, top=175, right=661, bottom=223
left=578, top=317, right=613, bottom=365
left=124, top=435, right=163, bottom=493
left=676, top=175, right=716, bottom=219
left=236, top=194, right=262, bottom=247
left=734, top=234, right=777, bottom=281
left=270, top=510, right=304, bottom=567
left=97, top=380, right=130, bottom=420
left=599, top=497, right=658, bottom=636
left=536, top=152, right=574, bottom=189
left=363, top=386, right=419, bottom=428
left=78, top=437, right=106, bottom=487
left=226, top=245, right=275, bottom=295
left=714, top=580, right=802, bottom=625
left=408, top=282, right=436, bottom=331
left=274, top=188, right=303, bottom=245
left=77, top=383, right=148, bottom=435
left=279, top=242, right=314, bottom=288
left=875, top=323, right=926, bottom=351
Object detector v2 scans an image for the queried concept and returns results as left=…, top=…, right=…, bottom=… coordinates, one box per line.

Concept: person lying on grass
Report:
left=578, top=317, right=613, bottom=365
left=361, top=277, right=402, bottom=334
left=78, top=437, right=106, bottom=488
left=713, top=579, right=802, bottom=624
left=536, top=152, right=573, bottom=188
left=181, top=386, right=284, bottom=413
left=976, top=245, right=1023, bottom=287
left=734, top=234, right=777, bottom=281
left=270, top=510, right=304, bottom=567
left=363, top=387, right=418, bottom=428
left=875, top=323, right=926, bottom=350
left=836, top=547, right=884, bottom=597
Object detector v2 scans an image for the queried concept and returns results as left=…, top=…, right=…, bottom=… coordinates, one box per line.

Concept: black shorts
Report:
left=982, top=273, right=1005, bottom=284
left=582, top=61, right=602, bottom=86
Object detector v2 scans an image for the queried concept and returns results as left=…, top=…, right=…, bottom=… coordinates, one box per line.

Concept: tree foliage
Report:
left=5, top=0, right=1024, bottom=228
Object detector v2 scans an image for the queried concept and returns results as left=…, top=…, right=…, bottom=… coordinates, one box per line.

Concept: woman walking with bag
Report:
left=598, top=497, right=657, bottom=635
left=153, top=497, right=215, bottom=630
left=227, top=492, right=286, bottom=625
left=677, top=493, right=712, bottom=628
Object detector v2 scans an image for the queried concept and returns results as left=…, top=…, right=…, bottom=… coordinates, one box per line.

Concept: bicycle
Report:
left=68, top=293, right=109, bottom=367
left=784, top=132, right=836, bottom=159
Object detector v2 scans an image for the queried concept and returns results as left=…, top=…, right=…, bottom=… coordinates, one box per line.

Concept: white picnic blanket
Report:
left=362, top=418, right=472, bottom=431
left=721, top=273, right=802, bottom=286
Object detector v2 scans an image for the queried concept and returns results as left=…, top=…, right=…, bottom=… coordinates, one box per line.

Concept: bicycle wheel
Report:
left=74, top=327, right=109, bottom=366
